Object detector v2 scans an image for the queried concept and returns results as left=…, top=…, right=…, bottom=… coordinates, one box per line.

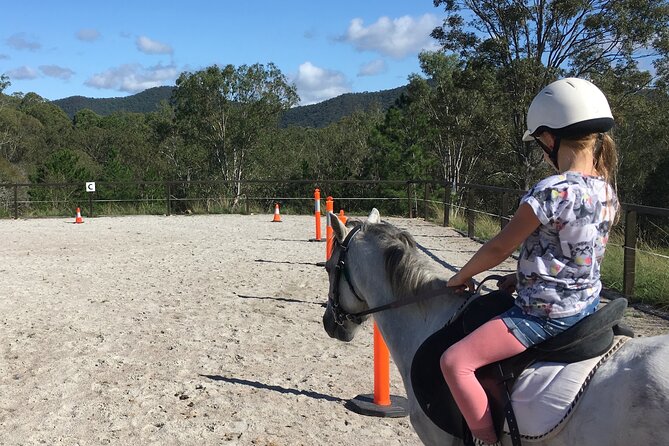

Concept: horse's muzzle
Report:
left=323, top=307, right=355, bottom=342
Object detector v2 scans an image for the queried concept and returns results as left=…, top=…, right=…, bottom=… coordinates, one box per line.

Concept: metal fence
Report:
left=1, top=179, right=667, bottom=299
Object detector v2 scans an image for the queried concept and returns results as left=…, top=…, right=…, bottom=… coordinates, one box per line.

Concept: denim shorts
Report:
left=500, top=299, right=599, bottom=348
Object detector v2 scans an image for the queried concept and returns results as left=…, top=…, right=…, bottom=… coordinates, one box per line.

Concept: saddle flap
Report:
left=530, top=298, right=627, bottom=361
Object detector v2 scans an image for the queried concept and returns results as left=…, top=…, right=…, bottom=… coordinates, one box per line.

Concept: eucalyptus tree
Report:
left=431, top=0, right=669, bottom=188
left=14, top=92, right=74, bottom=165
left=0, top=74, right=9, bottom=101
left=0, top=107, right=43, bottom=166
left=592, top=68, right=669, bottom=204
left=408, top=52, right=507, bottom=189
left=173, top=63, right=298, bottom=204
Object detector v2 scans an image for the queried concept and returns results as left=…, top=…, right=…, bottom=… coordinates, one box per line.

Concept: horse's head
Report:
left=322, top=208, right=382, bottom=342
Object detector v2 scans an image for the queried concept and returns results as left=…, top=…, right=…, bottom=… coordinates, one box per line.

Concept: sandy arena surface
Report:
left=1, top=213, right=667, bottom=446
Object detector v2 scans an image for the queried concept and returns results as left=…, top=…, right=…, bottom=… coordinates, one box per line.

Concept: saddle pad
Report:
left=505, top=336, right=627, bottom=439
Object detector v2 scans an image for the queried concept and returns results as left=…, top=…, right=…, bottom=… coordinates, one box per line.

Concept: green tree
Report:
left=591, top=69, right=669, bottom=204
left=146, top=102, right=201, bottom=181
left=31, top=149, right=91, bottom=184
left=0, top=107, right=43, bottom=164
left=173, top=63, right=298, bottom=204
left=0, top=74, right=9, bottom=94
left=29, top=149, right=94, bottom=209
left=18, top=92, right=73, bottom=155
left=72, top=109, right=108, bottom=164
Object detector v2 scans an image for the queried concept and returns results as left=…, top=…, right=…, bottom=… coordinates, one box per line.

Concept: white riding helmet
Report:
left=522, top=78, right=614, bottom=142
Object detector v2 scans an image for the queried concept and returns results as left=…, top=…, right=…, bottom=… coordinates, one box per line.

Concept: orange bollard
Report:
left=338, top=209, right=348, bottom=225
left=326, top=196, right=334, bottom=260
left=346, top=321, right=409, bottom=417
left=313, top=189, right=322, bottom=241
left=373, top=322, right=392, bottom=406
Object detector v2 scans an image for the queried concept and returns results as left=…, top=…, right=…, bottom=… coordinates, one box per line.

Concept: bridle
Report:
left=327, top=225, right=367, bottom=326
left=327, top=224, right=506, bottom=327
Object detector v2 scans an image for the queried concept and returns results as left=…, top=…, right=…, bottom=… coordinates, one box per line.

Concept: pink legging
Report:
left=440, top=317, right=527, bottom=443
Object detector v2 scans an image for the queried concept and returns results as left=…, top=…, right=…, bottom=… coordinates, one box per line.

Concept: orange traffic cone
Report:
left=74, top=207, right=84, bottom=224
left=338, top=209, right=348, bottom=225
left=272, top=203, right=282, bottom=222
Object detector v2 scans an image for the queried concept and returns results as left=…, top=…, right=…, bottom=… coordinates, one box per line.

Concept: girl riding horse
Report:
left=441, top=78, right=619, bottom=445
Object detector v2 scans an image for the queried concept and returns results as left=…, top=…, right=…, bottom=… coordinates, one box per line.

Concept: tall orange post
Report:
left=373, top=322, right=391, bottom=406
left=346, top=321, right=409, bottom=417
left=314, top=189, right=322, bottom=241
left=326, top=196, right=334, bottom=260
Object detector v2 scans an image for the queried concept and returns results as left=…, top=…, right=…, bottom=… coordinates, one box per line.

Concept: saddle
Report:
left=410, top=292, right=631, bottom=446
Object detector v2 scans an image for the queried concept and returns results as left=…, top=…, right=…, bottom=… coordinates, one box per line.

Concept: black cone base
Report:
left=345, top=394, right=409, bottom=418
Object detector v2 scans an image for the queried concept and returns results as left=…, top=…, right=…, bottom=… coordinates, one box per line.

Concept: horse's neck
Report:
left=350, top=234, right=463, bottom=382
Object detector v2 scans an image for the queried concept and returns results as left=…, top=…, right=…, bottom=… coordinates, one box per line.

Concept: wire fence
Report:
left=1, top=179, right=667, bottom=300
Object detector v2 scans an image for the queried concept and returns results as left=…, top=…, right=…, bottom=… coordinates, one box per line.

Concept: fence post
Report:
left=500, top=192, right=508, bottom=231
left=623, top=208, right=637, bottom=297
left=423, top=182, right=430, bottom=219
left=13, top=184, right=18, bottom=219
left=88, top=192, right=94, bottom=218
left=406, top=182, right=413, bottom=218
left=467, top=188, right=475, bottom=238
left=165, top=182, right=172, bottom=216
left=443, top=183, right=451, bottom=227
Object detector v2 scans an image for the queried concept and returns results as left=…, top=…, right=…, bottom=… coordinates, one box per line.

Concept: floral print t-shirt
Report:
left=516, top=172, right=617, bottom=318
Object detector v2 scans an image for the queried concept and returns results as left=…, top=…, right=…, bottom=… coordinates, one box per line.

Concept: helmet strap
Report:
left=534, top=135, right=560, bottom=171
left=550, top=136, right=561, bottom=171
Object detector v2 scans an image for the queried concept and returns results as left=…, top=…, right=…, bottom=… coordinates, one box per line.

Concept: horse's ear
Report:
left=329, top=212, right=347, bottom=243
left=368, top=208, right=380, bottom=224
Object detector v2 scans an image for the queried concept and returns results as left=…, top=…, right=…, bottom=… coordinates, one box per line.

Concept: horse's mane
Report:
left=356, top=220, right=445, bottom=300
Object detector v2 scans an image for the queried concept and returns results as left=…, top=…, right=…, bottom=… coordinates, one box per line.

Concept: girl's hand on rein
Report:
left=496, top=273, right=517, bottom=294
left=447, top=273, right=475, bottom=293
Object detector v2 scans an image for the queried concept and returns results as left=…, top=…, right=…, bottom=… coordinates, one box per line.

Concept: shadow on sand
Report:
left=200, top=374, right=344, bottom=403
left=235, top=294, right=326, bottom=307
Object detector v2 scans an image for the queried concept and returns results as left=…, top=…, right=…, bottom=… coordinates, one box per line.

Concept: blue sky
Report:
left=1, top=0, right=443, bottom=105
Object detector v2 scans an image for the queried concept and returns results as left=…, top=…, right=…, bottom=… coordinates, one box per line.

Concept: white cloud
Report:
left=341, top=14, right=440, bottom=59
left=85, top=63, right=178, bottom=93
left=136, top=36, right=173, bottom=55
left=6, top=33, right=41, bottom=51
left=7, top=66, right=39, bottom=80
left=358, top=59, right=387, bottom=77
left=40, top=65, right=75, bottom=80
left=76, top=29, right=101, bottom=42
left=293, top=62, right=351, bottom=105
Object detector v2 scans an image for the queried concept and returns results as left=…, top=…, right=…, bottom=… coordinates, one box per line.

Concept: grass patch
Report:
left=448, top=211, right=500, bottom=241
left=601, top=234, right=669, bottom=310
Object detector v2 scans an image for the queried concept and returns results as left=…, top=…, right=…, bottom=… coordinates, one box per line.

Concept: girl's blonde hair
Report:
left=569, top=132, right=620, bottom=219
left=569, top=132, right=618, bottom=187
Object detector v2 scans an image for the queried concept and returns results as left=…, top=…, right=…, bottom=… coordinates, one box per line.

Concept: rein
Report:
left=328, top=223, right=506, bottom=326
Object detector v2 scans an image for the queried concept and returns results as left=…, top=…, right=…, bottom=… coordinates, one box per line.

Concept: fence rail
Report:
left=1, top=179, right=667, bottom=299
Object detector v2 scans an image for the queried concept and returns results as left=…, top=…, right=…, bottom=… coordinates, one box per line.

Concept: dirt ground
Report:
left=0, top=213, right=666, bottom=446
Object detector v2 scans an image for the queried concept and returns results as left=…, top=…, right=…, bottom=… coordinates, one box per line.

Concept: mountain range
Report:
left=52, top=85, right=407, bottom=128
